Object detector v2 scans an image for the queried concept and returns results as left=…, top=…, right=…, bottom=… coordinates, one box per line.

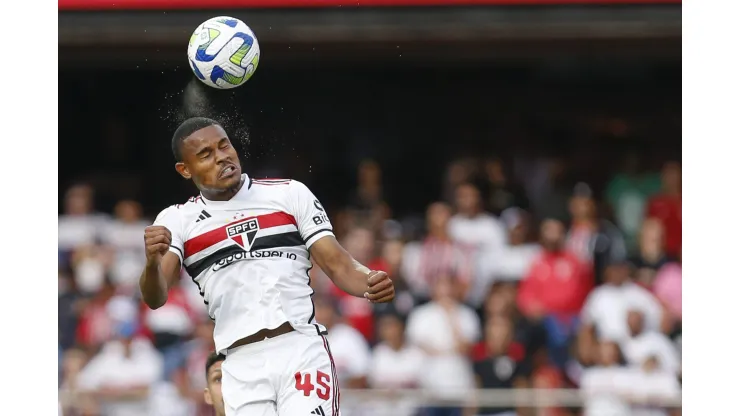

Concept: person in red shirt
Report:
left=518, top=218, right=593, bottom=369
left=646, top=162, right=681, bottom=257
left=518, top=219, right=593, bottom=318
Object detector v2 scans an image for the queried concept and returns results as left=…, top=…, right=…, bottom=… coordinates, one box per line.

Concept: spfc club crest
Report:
left=226, top=218, right=259, bottom=249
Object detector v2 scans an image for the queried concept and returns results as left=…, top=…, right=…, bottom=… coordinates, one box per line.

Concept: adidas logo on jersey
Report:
left=310, top=407, right=326, bottom=416
left=195, top=210, right=212, bottom=222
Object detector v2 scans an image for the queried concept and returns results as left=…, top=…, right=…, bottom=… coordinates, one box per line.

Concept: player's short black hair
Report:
left=205, top=351, right=226, bottom=377
left=172, top=117, right=221, bottom=161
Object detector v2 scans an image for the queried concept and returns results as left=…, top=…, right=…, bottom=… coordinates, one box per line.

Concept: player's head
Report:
left=204, top=352, right=226, bottom=416
left=172, top=117, right=242, bottom=196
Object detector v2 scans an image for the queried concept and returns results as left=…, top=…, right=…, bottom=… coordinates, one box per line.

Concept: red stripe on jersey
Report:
left=183, top=211, right=297, bottom=258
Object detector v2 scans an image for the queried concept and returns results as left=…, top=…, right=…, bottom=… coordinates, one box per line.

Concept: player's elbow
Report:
left=139, top=285, right=168, bottom=310
left=142, top=295, right=167, bottom=310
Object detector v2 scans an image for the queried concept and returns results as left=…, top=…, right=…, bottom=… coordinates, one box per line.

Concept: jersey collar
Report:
left=200, top=173, right=251, bottom=206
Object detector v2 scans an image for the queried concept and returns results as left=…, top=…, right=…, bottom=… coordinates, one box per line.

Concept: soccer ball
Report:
left=187, top=16, right=260, bottom=90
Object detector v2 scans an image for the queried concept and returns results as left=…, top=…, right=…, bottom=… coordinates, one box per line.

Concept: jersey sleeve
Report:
left=287, top=180, right=335, bottom=248
left=153, top=205, right=185, bottom=264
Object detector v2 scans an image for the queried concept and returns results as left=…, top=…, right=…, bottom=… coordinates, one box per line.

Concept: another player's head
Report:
left=204, top=352, right=226, bottom=416
left=172, top=117, right=243, bottom=199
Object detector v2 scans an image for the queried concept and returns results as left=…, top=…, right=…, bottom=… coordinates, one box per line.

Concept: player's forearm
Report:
left=139, top=261, right=169, bottom=309
left=331, top=264, right=371, bottom=298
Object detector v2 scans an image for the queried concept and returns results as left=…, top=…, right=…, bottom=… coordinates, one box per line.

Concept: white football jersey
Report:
left=153, top=174, right=334, bottom=354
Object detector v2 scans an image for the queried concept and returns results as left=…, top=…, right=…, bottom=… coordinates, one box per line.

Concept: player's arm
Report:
left=288, top=180, right=394, bottom=303
left=139, top=206, right=184, bottom=309
left=310, top=236, right=394, bottom=302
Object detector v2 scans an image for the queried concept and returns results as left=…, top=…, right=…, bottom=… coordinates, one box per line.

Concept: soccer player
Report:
left=140, top=117, right=395, bottom=416
left=204, top=352, right=226, bottom=416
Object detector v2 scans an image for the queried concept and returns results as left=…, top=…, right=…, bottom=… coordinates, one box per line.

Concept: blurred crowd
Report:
left=58, top=155, right=682, bottom=416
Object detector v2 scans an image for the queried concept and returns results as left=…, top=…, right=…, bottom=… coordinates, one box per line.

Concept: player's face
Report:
left=176, top=125, right=242, bottom=193
left=204, top=361, right=226, bottom=416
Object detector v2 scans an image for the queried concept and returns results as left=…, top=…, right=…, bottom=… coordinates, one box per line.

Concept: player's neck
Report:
left=201, top=176, right=246, bottom=201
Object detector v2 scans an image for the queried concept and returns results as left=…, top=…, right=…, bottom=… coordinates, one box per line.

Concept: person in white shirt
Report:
left=369, top=313, right=425, bottom=389
left=58, top=184, right=110, bottom=253
left=100, top=200, right=150, bottom=291
left=406, top=275, right=480, bottom=416
left=622, top=311, right=681, bottom=375
left=77, top=321, right=164, bottom=416
left=577, top=261, right=664, bottom=365
left=478, top=207, right=540, bottom=285
left=140, top=118, right=395, bottom=416
left=368, top=313, right=425, bottom=416
left=581, top=341, right=680, bottom=416
left=447, top=183, right=507, bottom=306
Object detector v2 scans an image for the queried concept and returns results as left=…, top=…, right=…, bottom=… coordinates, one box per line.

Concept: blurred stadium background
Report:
left=58, top=0, right=681, bottom=415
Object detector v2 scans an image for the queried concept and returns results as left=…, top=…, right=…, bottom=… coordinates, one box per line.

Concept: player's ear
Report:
left=175, top=162, right=191, bottom=180
left=204, top=388, right=213, bottom=405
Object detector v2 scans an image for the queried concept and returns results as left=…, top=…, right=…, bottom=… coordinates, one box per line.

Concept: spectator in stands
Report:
left=479, top=207, right=540, bottom=284
left=348, top=159, right=391, bottom=233
left=406, top=275, right=480, bottom=416
left=582, top=338, right=681, bottom=416
left=59, top=347, right=90, bottom=415
left=58, top=184, right=108, bottom=256
left=367, top=312, right=426, bottom=416
left=473, top=315, right=531, bottom=416
left=148, top=364, right=197, bottom=416
left=402, top=202, right=472, bottom=302
left=621, top=311, right=680, bottom=375
left=71, top=243, right=111, bottom=296
left=101, top=200, right=148, bottom=292
left=77, top=318, right=164, bottom=416
left=141, top=280, right=197, bottom=379
left=577, top=262, right=664, bottom=366
left=448, top=183, right=507, bottom=306
left=59, top=268, right=84, bottom=350
left=630, top=219, right=672, bottom=287
left=652, top=253, right=682, bottom=328
left=579, top=340, right=632, bottom=416
left=442, top=159, right=476, bottom=205
left=76, top=277, right=119, bottom=350
left=605, top=153, right=661, bottom=253
left=646, top=162, right=682, bottom=258
left=479, top=283, right=546, bottom=367
left=369, top=312, right=425, bottom=389
left=331, top=226, right=376, bottom=341
left=481, top=158, right=530, bottom=216
left=518, top=218, right=592, bottom=368
left=315, top=296, right=371, bottom=389
left=566, top=182, right=627, bottom=285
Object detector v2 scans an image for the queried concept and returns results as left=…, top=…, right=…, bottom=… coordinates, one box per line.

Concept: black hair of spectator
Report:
left=172, top=117, right=221, bottom=161
left=205, top=351, right=226, bottom=377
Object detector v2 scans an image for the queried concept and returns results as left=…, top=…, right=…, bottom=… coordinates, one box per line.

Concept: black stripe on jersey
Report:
left=170, top=245, right=183, bottom=258
left=304, top=228, right=332, bottom=244
left=185, top=232, right=306, bottom=277
left=250, top=231, right=304, bottom=251
left=186, top=245, right=245, bottom=277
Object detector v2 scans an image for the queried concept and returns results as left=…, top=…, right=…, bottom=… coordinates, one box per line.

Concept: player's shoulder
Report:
left=250, top=177, right=293, bottom=187
left=250, top=177, right=315, bottom=199
left=155, top=196, right=206, bottom=220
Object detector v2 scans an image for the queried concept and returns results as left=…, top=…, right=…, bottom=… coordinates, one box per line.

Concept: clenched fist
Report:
left=364, top=270, right=395, bottom=303
left=144, top=225, right=172, bottom=264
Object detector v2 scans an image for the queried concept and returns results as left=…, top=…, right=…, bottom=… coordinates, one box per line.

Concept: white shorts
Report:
left=222, top=330, right=341, bottom=416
